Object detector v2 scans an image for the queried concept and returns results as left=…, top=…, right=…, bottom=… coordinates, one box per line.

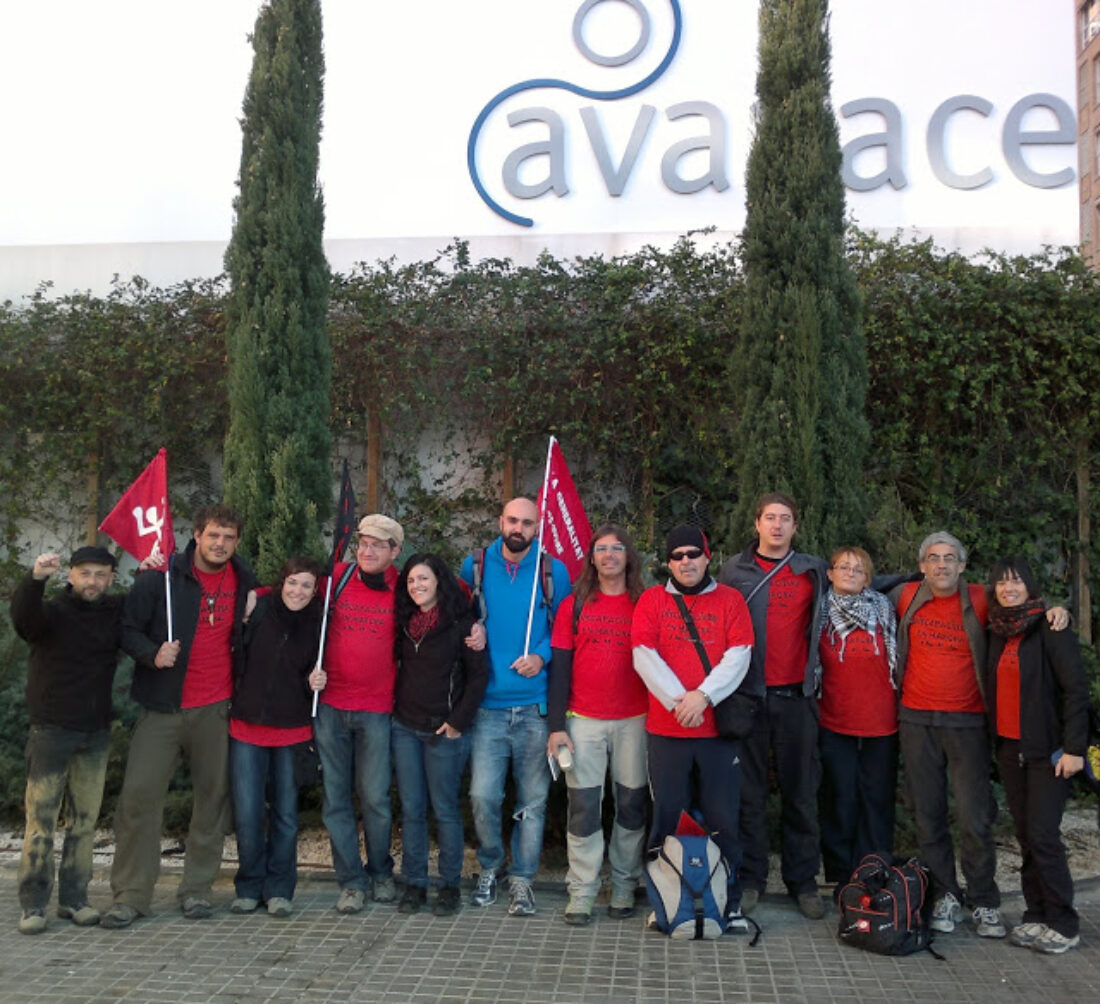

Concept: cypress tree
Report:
left=733, top=0, right=867, bottom=552
left=223, top=0, right=331, bottom=580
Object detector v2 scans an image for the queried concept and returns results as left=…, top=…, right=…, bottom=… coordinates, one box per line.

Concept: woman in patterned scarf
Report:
left=818, top=546, right=899, bottom=895
left=985, top=556, right=1088, bottom=955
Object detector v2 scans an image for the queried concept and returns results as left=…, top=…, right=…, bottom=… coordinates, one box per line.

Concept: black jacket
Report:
left=394, top=610, right=488, bottom=734
left=985, top=618, right=1090, bottom=760
left=231, top=594, right=321, bottom=729
left=717, top=543, right=828, bottom=697
left=122, top=539, right=257, bottom=712
left=11, top=573, right=122, bottom=732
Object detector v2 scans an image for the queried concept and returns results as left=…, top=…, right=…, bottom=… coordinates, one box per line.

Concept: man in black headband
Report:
left=632, top=524, right=754, bottom=928
left=10, top=546, right=122, bottom=934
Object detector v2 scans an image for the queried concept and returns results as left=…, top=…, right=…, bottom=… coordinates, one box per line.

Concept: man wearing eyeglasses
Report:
left=889, top=530, right=1005, bottom=938
left=311, top=514, right=404, bottom=915
left=633, top=525, right=753, bottom=928
left=718, top=492, right=828, bottom=920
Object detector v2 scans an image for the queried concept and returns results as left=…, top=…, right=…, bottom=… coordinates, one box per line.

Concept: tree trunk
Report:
left=85, top=450, right=99, bottom=545
left=1077, top=441, right=1092, bottom=644
left=366, top=405, right=382, bottom=513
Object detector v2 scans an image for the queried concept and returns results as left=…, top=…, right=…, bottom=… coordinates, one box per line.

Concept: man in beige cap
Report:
left=309, top=514, right=404, bottom=913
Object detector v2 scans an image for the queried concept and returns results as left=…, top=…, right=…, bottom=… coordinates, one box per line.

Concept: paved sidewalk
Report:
left=3, top=867, right=1100, bottom=1003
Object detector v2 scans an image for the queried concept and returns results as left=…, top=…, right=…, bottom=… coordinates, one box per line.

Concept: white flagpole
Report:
left=522, top=436, right=556, bottom=659
left=164, top=566, right=174, bottom=643
left=311, top=574, right=336, bottom=717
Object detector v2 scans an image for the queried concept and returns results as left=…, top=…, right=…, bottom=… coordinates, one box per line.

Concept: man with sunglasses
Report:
left=633, top=525, right=753, bottom=927
left=718, top=493, right=829, bottom=920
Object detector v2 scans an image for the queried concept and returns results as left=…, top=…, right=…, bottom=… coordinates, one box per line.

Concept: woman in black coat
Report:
left=229, top=556, right=323, bottom=918
left=392, top=553, right=488, bottom=916
left=986, top=557, right=1088, bottom=955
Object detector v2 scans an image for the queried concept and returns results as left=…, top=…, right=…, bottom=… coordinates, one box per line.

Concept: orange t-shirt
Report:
left=995, top=635, right=1023, bottom=740
left=901, top=586, right=987, bottom=713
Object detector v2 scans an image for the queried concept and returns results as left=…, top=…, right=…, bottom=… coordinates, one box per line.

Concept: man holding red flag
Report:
left=102, top=503, right=257, bottom=928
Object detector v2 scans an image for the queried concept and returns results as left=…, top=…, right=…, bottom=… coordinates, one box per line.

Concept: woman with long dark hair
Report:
left=229, top=556, right=323, bottom=918
left=392, top=553, right=488, bottom=915
left=985, top=556, right=1088, bottom=954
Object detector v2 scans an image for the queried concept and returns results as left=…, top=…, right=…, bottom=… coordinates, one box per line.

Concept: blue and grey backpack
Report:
left=644, top=812, right=729, bottom=939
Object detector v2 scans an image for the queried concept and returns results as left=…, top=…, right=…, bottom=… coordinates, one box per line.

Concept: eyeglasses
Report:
left=832, top=564, right=865, bottom=574
left=669, top=548, right=704, bottom=561
left=593, top=544, right=626, bottom=554
left=924, top=553, right=959, bottom=565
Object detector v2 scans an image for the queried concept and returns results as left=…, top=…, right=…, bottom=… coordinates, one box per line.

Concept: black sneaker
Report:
left=398, top=886, right=427, bottom=914
left=433, top=886, right=461, bottom=917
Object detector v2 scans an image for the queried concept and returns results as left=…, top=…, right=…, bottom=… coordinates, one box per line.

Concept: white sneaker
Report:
left=930, top=892, right=964, bottom=933
left=1032, top=927, right=1080, bottom=954
left=1009, top=922, right=1048, bottom=948
left=972, top=905, right=1006, bottom=939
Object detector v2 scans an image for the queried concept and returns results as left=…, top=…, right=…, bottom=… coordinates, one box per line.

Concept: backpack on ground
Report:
left=644, top=812, right=729, bottom=940
left=836, top=852, right=939, bottom=957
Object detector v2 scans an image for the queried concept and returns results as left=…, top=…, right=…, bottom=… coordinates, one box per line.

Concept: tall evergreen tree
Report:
left=732, top=0, right=867, bottom=552
left=223, top=0, right=331, bottom=580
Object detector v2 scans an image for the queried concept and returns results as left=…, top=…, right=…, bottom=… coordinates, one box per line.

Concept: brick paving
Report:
left=2, top=864, right=1100, bottom=1003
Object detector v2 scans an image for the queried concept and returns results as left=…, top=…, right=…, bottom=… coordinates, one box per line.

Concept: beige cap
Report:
left=357, top=514, right=404, bottom=547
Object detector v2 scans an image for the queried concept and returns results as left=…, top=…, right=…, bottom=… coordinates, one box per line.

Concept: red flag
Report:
left=537, top=438, right=592, bottom=581
left=99, top=448, right=176, bottom=563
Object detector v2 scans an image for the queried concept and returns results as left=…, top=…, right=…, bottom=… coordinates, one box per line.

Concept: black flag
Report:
left=328, top=459, right=357, bottom=574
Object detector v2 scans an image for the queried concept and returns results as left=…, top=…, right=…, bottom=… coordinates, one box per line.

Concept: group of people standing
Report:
left=10, top=492, right=1090, bottom=956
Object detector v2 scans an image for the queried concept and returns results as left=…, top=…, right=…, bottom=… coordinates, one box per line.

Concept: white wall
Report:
left=0, top=0, right=1076, bottom=301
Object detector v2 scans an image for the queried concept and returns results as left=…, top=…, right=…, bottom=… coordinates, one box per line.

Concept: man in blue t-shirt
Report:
left=460, top=497, right=570, bottom=917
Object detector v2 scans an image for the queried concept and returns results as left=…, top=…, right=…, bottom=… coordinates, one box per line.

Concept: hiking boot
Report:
left=372, top=876, right=397, bottom=904
left=398, top=886, right=427, bottom=914
left=100, top=903, right=139, bottom=930
left=740, top=887, right=760, bottom=915
left=57, top=903, right=100, bottom=927
left=433, top=886, right=461, bottom=917
left=930, top=892, right=963, bottom=933
left=335, top=888, right=366, bottom=914
left=564, top=895, right=594, bottom=926
left=972, top=905, right=1006, bottom=939
left=229, top=897, right=259, bottom=914
left=18, top=909, right=47, bottom=935
left=507, top=877, right=536, bottom=917
left=1032, top=927, right=1080, bottom=954
left=1009, top=922, right=1048, bottom=948
left=797, top=892, right=825, bottom=920
left=608, top=902, right=635, bottom=920
left=470, top=869, right=497, bottom=907
left=180, top=896, right=213, bottom=920
left=267, top=898, right=292, bottom=918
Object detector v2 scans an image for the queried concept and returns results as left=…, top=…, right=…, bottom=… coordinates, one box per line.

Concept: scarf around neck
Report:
left=989, top=599, right=1045, bottom=638
left=824, top=587, right=898, bottom=681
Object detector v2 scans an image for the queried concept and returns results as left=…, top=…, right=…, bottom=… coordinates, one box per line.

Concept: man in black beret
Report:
left=10, top=545, right=122, bottom=935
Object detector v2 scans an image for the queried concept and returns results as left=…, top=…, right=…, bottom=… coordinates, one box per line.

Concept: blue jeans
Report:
left=229, top=738, right=299, bottom=901
left=391, top=720, right=470, bottom=889
left=469, top=705, right=549, bottom=883
left=19, top=725, right=110, bottom=911
left=314, top=703, right=393, bottom=890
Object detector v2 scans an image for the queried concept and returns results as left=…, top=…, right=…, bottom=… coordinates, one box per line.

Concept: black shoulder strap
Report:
left=672, top=593, right=711, bottom=676
left=332, top=562, right=357, bottom=604
left=743, top=551, right=794, bottom=605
